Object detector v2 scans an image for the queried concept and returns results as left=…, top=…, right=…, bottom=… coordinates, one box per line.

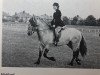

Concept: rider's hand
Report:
left=53, top=25, right=55, bottom=27
left=61, top=26, right=65, bottom=30
left=62, top=26, right=64, bottom=29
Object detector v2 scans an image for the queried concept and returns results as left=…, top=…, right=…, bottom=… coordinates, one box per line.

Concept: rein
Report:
left=37, top=28, right=50, bottom=31
left=35, top=24, right=51, bottom=31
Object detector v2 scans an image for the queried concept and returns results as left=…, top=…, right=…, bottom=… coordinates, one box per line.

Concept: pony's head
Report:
left=27, top=14, right=52, bottom=36
left=27, top=15, right=37, bottom=36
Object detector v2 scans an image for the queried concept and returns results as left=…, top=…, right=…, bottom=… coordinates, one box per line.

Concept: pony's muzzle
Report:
left=27, top=32, right=32, bottom=36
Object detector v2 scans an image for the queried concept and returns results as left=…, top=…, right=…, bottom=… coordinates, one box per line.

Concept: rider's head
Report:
left=53, top=2, right=59, bottom=11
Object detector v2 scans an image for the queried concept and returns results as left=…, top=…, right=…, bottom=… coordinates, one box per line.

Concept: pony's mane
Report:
left=37, top=18, right=48, bottom=25
left=37, top=18, right=53, bottom=30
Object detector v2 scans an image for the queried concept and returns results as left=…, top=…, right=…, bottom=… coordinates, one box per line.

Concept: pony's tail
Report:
left=79, top=35, right=87, bottom=57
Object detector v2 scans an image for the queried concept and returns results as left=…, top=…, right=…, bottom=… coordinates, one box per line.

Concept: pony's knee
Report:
left=73, top=50, right=79, bottom=58
left=43, top=49, right=49, bottom=57
left=39, top=50, right=43, bottom=58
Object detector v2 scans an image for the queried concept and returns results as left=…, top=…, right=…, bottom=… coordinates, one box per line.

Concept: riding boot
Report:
left=53, top=29, right=58, bottom=46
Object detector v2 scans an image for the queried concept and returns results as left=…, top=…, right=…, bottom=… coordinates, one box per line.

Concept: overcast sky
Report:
left=3, top=0, right=100, bottom=18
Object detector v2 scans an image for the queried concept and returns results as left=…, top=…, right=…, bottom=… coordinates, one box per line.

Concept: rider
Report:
left=51, top=2, right=65, bottom=46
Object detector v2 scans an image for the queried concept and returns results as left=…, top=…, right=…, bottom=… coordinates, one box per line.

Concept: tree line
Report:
left=63, top=15, right=100, bottom=26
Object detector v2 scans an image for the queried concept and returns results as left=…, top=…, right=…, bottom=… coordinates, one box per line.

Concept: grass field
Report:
left=2, top=22, right=100, bottom=68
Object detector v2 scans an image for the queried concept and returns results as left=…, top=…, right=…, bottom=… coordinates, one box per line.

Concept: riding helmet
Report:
left=53, top=2, right=59, bottom=7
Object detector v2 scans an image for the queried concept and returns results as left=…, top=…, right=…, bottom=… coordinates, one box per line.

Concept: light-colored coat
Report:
left=27, top=16, right=87, bottom=66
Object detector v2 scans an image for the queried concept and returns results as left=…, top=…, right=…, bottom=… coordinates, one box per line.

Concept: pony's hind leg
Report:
left=43, top=49, right=56, bottom=61
left=75, top=50, right=81, bottom=65
left=68, top=38, right=82, bottom=66
left=68, top=44, right=80, bottom=66
left=69, top=50, right=81, bottom=66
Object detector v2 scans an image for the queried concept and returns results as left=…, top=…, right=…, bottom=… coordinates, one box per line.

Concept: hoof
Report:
left=53, top=42, right=58, bottom=46
left=34, top=61, right=40, bottom=65
left=76, top=61, right=81, bottom=65
left=68, top=62, right=73, bottom=66
left=76, top=58, right=81, bottom=62
left=76, top=59, right=81, bottom=65
left=49, top=57, right=56, bottom=61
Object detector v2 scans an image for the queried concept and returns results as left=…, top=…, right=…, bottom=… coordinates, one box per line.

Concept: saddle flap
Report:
left=55, top=27, right=62, bottom=35
left=55, top=26, right=66, bottom=34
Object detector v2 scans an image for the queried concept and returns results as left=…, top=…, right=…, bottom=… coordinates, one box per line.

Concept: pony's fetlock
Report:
left=75, top=58, right=81, bottom=65
left=49, top=57, right=56, bottom=61
left=34, top=60, right=40, bottom=65
left=68, top=62, right=73, bottom=66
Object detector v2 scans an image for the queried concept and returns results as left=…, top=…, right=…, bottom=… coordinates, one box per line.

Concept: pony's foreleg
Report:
left=43, top=49, right=56, bottom=61
left=69, top=51, right=76, bottom=66
left=34, top=45, right=43, bottom=65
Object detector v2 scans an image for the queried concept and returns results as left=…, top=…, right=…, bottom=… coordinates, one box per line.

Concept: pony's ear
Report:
left=32, top=14, right=37, bottom=24
left=33, top=14, right=35, bottom=18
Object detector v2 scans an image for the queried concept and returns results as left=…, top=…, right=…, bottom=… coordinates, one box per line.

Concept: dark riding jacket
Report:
left=51, top=9, right=64, bottom=28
